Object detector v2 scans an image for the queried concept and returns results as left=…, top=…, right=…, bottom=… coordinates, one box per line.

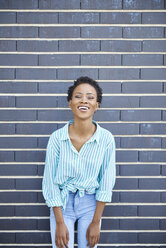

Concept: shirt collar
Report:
left=59, top=119, right=100, bottom=144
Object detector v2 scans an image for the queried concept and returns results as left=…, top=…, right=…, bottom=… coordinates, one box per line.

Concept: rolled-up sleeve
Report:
left=42, top=135, right=63, bottom=207
left=96, top=135, right=116, bottom=202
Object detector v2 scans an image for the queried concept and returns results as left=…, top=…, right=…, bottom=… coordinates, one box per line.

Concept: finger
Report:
left=66, top=230, right=69, bottom=242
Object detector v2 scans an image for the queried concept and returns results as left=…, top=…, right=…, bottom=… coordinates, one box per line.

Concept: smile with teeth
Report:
left=78, top=106, right=89, bottom=111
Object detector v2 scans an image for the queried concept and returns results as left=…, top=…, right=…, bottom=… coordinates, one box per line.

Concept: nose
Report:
left=80, top=95, right=88, bottom=103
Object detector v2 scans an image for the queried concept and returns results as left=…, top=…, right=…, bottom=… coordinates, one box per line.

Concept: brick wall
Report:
left=0, top=0, right=166, bottom=247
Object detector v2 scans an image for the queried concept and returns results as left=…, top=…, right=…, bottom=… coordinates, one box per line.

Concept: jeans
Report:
left=50, top=190, right=101, bottom=248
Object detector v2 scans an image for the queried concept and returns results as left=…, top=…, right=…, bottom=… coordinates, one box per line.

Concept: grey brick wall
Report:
left=0, top=0, right=166, bottom=247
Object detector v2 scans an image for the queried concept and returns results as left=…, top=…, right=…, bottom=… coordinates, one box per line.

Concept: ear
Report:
left=69, top=100, right=72, bottom=109
left=95, top=102, right=99, bottom=111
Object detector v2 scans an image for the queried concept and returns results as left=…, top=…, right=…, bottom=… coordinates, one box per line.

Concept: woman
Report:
left=42, top=76, right=116, bottom=248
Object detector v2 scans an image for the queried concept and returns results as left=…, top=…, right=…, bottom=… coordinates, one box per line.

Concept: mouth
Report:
left=78, top=106, right=90, bottom=112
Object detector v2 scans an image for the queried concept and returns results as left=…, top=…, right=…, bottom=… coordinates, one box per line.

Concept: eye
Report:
left=75, top=95, right=81, bottom=98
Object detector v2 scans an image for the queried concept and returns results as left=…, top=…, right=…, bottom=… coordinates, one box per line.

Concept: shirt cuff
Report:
left=95, top=190, right=112, bottom=202
left=45, top=197, right=63, bottom=208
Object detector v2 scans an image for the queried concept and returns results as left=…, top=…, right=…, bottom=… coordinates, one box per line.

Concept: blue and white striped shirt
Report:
left=42, top=119, right=116, bottom=211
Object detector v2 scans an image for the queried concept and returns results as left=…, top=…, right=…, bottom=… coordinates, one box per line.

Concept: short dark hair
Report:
left=67, top=76, right=102, bottom=104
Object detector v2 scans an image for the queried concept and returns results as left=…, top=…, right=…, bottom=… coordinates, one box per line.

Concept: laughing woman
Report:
left=42, top=76, right=116, bottom=248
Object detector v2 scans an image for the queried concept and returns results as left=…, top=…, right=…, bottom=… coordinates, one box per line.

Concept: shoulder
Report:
left=47, top=123, right=67, bottom=149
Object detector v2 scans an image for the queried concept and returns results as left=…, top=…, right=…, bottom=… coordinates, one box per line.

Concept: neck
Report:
left=71, top=117, right=95, bottom=137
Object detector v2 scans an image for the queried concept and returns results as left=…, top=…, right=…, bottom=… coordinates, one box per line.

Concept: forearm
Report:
left=53, top=206, right=64, bottom=224
left=92, top=201, right=106, bottom=224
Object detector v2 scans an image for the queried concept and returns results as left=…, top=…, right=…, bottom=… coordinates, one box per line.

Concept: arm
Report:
left=87, top=135, right=116, bottom=248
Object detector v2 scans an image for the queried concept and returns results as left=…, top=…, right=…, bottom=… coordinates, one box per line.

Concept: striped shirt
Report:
left=42, top=119, right=116, bottom=211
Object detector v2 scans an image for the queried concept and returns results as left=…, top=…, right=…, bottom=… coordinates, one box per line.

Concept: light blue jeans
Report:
left=50, top=190, right=101, bottom=248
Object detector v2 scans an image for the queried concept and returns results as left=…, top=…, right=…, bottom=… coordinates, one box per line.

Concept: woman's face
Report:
left=69, top=83, right=99, bottom=120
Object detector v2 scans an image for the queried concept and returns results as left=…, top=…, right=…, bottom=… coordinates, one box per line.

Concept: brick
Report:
left=0, top=219, right=37, bottom=230
left=17, top=12, right=58, bottom=24
left=162, top=165, right=166, bottom=175
left=59, top=12, right=99, bottom=23
left=39, top=82, right=72, bottom=93
left=57, top=68, right=98, bottom=80
left=117, top=150, right=138, bottom=162
left=17, top=40, right=58, bottom=52
left=0, top=110, right=36, bottom=121
left=16, top=232, right=50, bottom=243
left=163, top=111, right=166, bottom=120
left=39, top=0, right=80, bottom=9
left=122, top=82, right=163, bottom=93
left=0, top=137, right=37, bottom=148
left=0, top=12, right=16, bottom=23
left=94, top=110, right=120, bottom=121
left=0, top=54, right=38, bottom=66
left=138, top=205, right=166, bottom=217
left=120, top=219, right=159, bottom=230
left=0, top=206, right=14, bottom=217
left=140, top=151, right=166, bottom=162
left=0, top=96, right=15, bottom=107
left=0, top=233, right=15, bottom=243
left=114, top=178, right=138, bottom=190
left=0, top=27, right=38, bottom=38
left=123, top=0, right=164, bottom=9
left=81, top=27, right=122, bottom=38
left=39, top=27, right=80, bottom=38
left=39, top=135, right=51, bottom=148
left=100, top=219, right=119, bottom=230
left=99, top=82, right=121, bottom=93
left=139, top=233, right=166, bottom=243
left=15, top=205, right=49, bottom=217
left=120, top=192, right=160, bottom=203
left=39, top=54, right=79, bottom=66
left=161, top=192, right=166, bottom=202
left=121, top=110, right=161, bottom=121
left=16, top=96, right=58, bottom=108
left=0, top=124, right=15, bottom=134
left=123, top=54, right=163, bottom=66
left=100, top=232, right=137, bottom=243
left=100, top=123, right=139, bottom=135
left=163, top=83, right=166, bottom=92
left=0, top=40, right=16, bottom=51
left=0, top=164, right=37, bottom=176
left=1, top=82, right=37, bottom=93
left=139, top=179, right=166, bottom=189
left=16, top=123, right=58, bottom=134
left=99, top=69, right=139, bottom=80
left=143, top=40, right=166, bottom=52
left=15, top=151, right=45, bottom=162
left=38, top=110, right=73, bottom=121
left=59, top=40, right=100, bottom=51
left=101, top=12, right=141, bottom=24
left=104, top=205, right=137, bottom=217
left=142, top=12, right=166, bottom=24
left=142, top=69, right=166, bottom=80
left=121, top=137, right=161, bottom=148
left=0, top=151, right=14, bottom=162
left=0, top=192, right=38, bottom=203
left=38, top=219, right=50, bottom=230
left=140, top=96, right=166, bottom=107
left=0, top=69, right=15, bottom=79
left=101, top=40, right=141, bottom=52
left=81, top=0, right=122, bottom=9
left=0, top=179, right=15, bottom=189
left=123, top=27, right=164, bottom=38
left=16, top=68, right=56, bottom=80
left=162, top=138, right=166, bottom=148
left=101, top=96, right=139, bottom=108
left=0, top=0, right=38, bottom=8
left=81, top=54, right=121, bottom=66
left=120, top=164, right=160, bottom=176
left=140, top=123, right=166, bottom=134
left=16, top=179, right=42, bottom=190
left=160, top=219, right=166, bottom=230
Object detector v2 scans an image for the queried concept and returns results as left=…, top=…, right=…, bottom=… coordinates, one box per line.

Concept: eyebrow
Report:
left=75, top=92, right=95, bottom=95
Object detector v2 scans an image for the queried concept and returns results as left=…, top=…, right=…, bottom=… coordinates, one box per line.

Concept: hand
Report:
left=55, top=222, right=69, bottom=248
left=86, top=221, right=100, bottom=248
